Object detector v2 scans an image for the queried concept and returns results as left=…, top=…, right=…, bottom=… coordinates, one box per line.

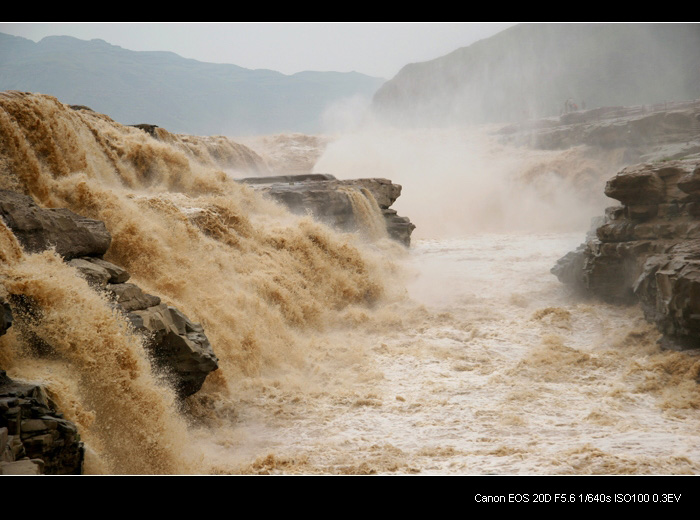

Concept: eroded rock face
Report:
left=127, top=304, right=219, bottom=397
left=500, top=100, right=700, bottom=162
left=239, top=175, right=416, bottom=246
left=552, top=158, right=700, bottom=348
left=0, top=370, right=84, bottom=475
left=0, top=190, right=111, bottom=259
left=68, top=260, right=218, bottom=398
left=1, top=191, right=218, bottom=397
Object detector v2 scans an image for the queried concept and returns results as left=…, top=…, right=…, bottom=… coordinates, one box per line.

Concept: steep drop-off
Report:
left=0, top=92, right=402, bottom=473
left=553, top=157, right=700, bottom=354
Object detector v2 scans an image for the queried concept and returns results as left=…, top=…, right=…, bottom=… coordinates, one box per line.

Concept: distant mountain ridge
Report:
left=0, top=32, right=384, bottom=135
left=372, top=23, right=700, bottom=126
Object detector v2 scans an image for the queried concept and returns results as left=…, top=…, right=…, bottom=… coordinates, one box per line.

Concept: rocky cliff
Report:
left=0, top=189, right=219, bottom=398
left=238, top=175, right=416, bottom=246
left=498, top=99, right=700, bottom=164
left=552, top=157, right=700, bottom=350
left=0, top=369, right=84, bottom=475
left=373, top=23, right=700, bottom=126
left=0, top=189, right=222, bottom=473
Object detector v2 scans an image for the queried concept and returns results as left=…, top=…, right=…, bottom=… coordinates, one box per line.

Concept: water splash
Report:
left=0, top=92, right=393, bottom=473
left=343, top=187, right=388, bottom=241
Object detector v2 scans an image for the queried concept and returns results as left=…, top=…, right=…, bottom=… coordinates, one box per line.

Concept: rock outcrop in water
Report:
left=0, top=190, right=219, bottom=398
left=239, top=175, right=416, bottom=246
left=1, top=288, right=84, bottom=474
left=0, top=190, right=112, bottom=259
left=0, top=369, right=84, bottom=475
left=552, top=158, right=700, bottom=350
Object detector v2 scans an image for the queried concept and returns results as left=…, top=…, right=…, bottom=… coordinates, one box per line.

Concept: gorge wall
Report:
left=373, top=23, right=700, bottom=126
left=529, top=96, right=700, bottom=352
left=553, top=158, right=700, bottom=352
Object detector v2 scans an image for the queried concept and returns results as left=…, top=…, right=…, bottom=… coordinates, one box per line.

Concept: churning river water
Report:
left=2, top=92, right=699, bottom=474
left=197, top=232, right=700, bottom=475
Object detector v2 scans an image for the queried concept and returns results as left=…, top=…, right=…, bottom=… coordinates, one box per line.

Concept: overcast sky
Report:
left=0, top=22, right=518, bottom=79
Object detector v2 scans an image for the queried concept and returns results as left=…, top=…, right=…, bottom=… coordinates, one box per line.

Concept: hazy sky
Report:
left=0, top=22, right=517, bottom=79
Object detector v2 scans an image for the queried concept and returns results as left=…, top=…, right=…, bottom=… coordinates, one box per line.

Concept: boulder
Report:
left=127, top=304, right=218, bottom=397
left=604, top=165, right=666, bottom=206
left=0, top=190, right=218, bottom=398
left=0, top=298, right=11, bottom=337
left=106, top=283, right=161, bottom=312
left=0, top=190, right=110, bottom=259
left=0, top=370, right=84, bottom=475
left=67, top=257, right=130, bottom=286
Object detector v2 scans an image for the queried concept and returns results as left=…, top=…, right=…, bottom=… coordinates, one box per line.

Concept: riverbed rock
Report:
left=127, top=304, right=218, bottom=397
left=0, top=370, right=84, bottom=475
left=239, top=174, right=416, bottom=246
left=1, top=190, right=218, bottom=397
left=66, top=257, right=132, bottom=288
left=552, top=158, right=700, bottom=349
left=0, top=190, right=111, bottom=259
left=0, top=298, right=11, bottom=337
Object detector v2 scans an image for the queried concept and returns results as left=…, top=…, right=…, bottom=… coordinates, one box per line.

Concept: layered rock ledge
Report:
left=0, top=370, right=84, bottom=475
left=552, top=158, right=700, bottom=349
left=238, top=174, right=416, bottom=246
left=499, top=99, right=700, bottom=164
left=0, top=190, right=219, bottom=398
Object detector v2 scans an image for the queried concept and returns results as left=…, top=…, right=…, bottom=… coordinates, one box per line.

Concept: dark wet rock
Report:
left=239, top=174, right=415, bottom=246
left=131, top=123, right=159, bottom=138
left=0, top=190, right=218, bottom=398
left=67, top=258, right=112, bottom=287
left=553, top=158, right=700, bottom=348
left=127, top=304, right=218, bottom=398
left=0, top=190, right=110, bottom=259
left=68, top=257, right=130, bottom=287
left=98, top=280, right=218, bottom=396
left=105, top=283, right=161, bottom=312
left=92, top=276, right=217, bottom=398
left=381, top=208, right=416, bottom=248
left=83, top=282, right=218, bottom=398
left=0, top=370, right=84, bottom=475
left=0, top=298, right=11, bottom=337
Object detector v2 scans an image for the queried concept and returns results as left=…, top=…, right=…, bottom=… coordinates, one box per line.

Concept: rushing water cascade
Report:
left=343, top=187, right=389, bottom=241
left=1, top=92, right=700, bottom=474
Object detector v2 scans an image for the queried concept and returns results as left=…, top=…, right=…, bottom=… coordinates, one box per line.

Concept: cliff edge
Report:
left=553, top=157, right=700, bottom=350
